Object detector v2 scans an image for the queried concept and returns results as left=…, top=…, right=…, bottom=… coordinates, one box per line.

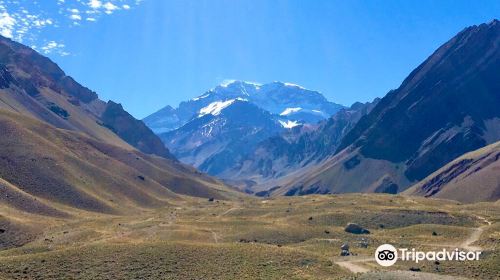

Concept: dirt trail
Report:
left=194, top=206, right=240, bottom=242
left=209, top=230, right=219, bottom=243
left=195, top=205, right=240, bottom=222
left=460, top=215, right=491, bottom=251
left=335, top=257, right=373, bottom=273
left=334, top=215, right=492, bottom=274
left=218, top=207, right=240, bottom=217
left=461, top=227, right=484, bottom=251
left=205, top=207, right=241, bottom=243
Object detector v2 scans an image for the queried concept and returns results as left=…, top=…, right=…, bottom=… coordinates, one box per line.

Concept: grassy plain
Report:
left=0, top=194, right=498, bottom=279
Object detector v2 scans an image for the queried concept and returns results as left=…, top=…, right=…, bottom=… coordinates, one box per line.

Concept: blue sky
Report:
left=0, top=0, right=499, bottom=118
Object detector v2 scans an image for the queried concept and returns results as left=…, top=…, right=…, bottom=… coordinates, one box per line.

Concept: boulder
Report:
left=344, top=223, right=370, bottom=234
left=340, top=250, right=350, bottom=256
left=409, top=267, right=421, bottom=272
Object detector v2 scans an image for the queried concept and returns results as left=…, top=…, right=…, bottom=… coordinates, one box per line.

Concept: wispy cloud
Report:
left=40, top=40, right=69, bottom=56
left=0, top=0, right=143, bottom=56
left=0, top=11, right=16, bottom=38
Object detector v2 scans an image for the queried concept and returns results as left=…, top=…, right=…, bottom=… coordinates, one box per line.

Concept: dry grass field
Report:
left=0, top=194, right=498, bottom=279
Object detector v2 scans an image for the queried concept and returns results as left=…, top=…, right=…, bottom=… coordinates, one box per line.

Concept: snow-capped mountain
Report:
left=143, top=81, right=344, bottom=133
left=159, top=99, right=284, bottom=175
left=144, top=80, right=344, bottom=176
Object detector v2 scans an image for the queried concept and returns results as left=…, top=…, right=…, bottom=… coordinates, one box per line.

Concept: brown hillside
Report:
left=0, top=35, right=171, bottom=158
left=0, top=109, right=236, bottom=216
left=405, top=141, right=500, bottom=203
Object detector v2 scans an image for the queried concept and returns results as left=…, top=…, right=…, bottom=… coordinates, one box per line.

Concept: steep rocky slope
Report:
left=0, top=35, right=171, bottom=158
left=269, top=20, right=500, bottom=196
left=405, top=141, right=500, bottom=203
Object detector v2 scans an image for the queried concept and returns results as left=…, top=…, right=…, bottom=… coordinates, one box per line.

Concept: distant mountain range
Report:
left=144, top=81, right=344, bottom=133
left=144, top=81, right=345, bottom=176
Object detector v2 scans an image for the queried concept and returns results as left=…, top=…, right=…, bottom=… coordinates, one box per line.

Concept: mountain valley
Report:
left=0, top=17, right=498, bottom=280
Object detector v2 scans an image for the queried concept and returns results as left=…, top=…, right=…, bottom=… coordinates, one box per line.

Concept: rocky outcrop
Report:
left=101, top=101, right=173, bottom=159
left=344, top=223, right=370, bottom=234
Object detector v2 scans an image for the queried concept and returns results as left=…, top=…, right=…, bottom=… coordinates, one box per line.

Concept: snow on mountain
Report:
left=279, top=120, right=301, bottom=128
left=142, top=80, right=346, bottom=180
left=283, top=82, right=305, bottom=89
left=191, top=93, right=210, bottom=101
left=280, top=107, right=302, bottom=116
left=198, top=98, right=247, bottom=117
left=159, top=99, right=284, bottom=176
left=143, top=80, right=345, bottom=134
left=221, top=79, right=262, bottom=88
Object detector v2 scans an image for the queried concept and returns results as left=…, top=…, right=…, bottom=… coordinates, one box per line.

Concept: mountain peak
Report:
left=219, top=80, right=262, bottom=88
left=468, top=18, right=499, bottom=33
left=216, top=80, right=308, bottom=91
left=270, top=81, right=307, bottom=90
left=145, top=81, right=345, bottom=133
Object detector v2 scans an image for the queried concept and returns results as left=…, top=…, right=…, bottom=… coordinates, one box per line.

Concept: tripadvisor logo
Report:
left=375, top=244, right=398, bottom=266
left=375, top=244, right=482, bottom=267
